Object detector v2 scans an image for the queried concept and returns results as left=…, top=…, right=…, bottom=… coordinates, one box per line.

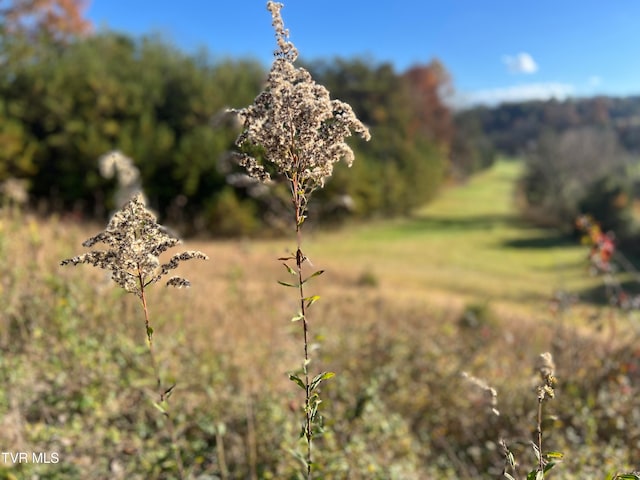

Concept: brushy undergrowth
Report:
left=2, top=1, right=640, bottom=477
left=1, top=210, right=640, bottom=479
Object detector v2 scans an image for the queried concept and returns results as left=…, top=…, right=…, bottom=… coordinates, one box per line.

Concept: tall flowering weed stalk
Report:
left=498, top=353, right=563, bottom=480
left=231, top=2, right=370, bottom=477
left=61, top=193, right=208, bottom=479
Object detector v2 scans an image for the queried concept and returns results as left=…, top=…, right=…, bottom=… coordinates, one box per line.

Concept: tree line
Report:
left=0, top=3, right=483, bottom=236
left=459, top=97, right=640, bottom=250
left=5, top=0, right=639, bottom=245
left=458, top=96, right=640, bottom=156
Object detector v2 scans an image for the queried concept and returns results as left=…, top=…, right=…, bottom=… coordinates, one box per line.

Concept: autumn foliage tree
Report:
left=403, top=59, right=453, bottom=151
left=0, top=0, right=91, bottom=42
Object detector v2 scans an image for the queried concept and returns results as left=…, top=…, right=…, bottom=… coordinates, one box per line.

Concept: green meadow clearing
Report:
left=1, top=160, right=638, bottom=479
left=276, top=159, right=599, bottom=317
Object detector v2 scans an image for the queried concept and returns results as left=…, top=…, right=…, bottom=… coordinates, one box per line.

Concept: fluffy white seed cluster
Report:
left=99, top=150, right=146, bottom=208
left=231, top=1, right=371, bottom=193
left=0, top=178, right=28, bottom=206
left=536, top=352, right=556, bottom=400
left=61, top=193, right=208, bottom=297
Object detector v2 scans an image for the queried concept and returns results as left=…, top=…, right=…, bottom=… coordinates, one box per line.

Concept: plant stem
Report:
left=536, top=397, right=544, bottom=475
left=246, top=394, right=258, bottom=480
left=216, top=426, right=229, bottom=480
left=139, top=278, right=186, bottom=480
left=292, top=177, right=312, bottom=480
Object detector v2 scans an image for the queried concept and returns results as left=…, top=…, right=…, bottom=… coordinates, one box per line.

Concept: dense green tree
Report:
left=0, top=31, right=264, bottom=227
left=0, top=29, right=458, bottom=234
left=305, top=58, right=449, bottom=218
left=450, top=110, right=495, bottom=178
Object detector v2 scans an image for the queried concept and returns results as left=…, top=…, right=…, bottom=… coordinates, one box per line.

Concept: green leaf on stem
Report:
left=277, top=280, right=299, bottom=288
left=526, top=470, right=543, bottom=480
left=163, top=384, right=176, bottom=400
left=288, top=447, right=308, bottom=466
left=308, top=394, right=324, bottom=425
left=304, top=295, right=321, bottom=308
left=310, top=371, right=335, bottom=391
left=544, top=451, right=564, bottom=461
left=282, top=263, right=297, bottom=276
left=302, top=270, right=325, bottom=284
left=288, top=373, right=306, bottom=390
left=291, top=312, right=305, bottom=322
left=531, top=442, right=541, bottom=462
left=153, top=401, right=167, bottom=415
left=543, top=462, right=558, bottom=474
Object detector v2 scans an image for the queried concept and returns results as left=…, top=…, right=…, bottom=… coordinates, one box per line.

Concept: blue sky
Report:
left=86, top=1, right=640, bottom=106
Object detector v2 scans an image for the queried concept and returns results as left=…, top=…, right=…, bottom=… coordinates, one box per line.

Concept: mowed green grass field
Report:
left=249, top=159, right=598, bottom=318
left=177, top=158, right=609, bottom=398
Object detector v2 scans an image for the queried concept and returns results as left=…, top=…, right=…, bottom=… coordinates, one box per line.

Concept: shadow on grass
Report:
left=533, top=259, right=586, bottom=272
left=502, top=233, right=575, bottom=249
left=405, top=214, right=578, bottom=251
left=576, top=279, right=640, bottom=306
left=400, top=213, right=519, bottom=233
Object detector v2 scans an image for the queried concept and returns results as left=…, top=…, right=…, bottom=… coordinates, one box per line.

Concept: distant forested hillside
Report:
left=457, top=97, right=640, bottom=246
left=457, top=96, right=640, bottom=155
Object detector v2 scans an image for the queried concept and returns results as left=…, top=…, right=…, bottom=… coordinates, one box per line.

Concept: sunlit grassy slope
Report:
left=4, top=159, right=637, bottom=479
left=295, top=159, right=597, bottom=316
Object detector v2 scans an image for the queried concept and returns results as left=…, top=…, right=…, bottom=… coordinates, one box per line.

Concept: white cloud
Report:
left=588, top=75, right=602, bottom=87
left=453, top=82, right=575, bottom=108
left=502, top=52, right=538, bottom=74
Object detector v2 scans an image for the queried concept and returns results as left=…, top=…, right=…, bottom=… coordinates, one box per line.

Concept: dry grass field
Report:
left=1, top=160, right=639, bottom=479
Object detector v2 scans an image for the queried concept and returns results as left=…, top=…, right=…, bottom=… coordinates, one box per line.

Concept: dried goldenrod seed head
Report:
left=230, top=1, right=371, bottom=194
left=61, top=193, right=208, bottom=297
left=536, top=352, right=557, bottom=400
left=267, top=1, right=298, bottom=62
left=537, top=352, right=555, bottom=380
left=462, top=371, right=500, bottom=417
